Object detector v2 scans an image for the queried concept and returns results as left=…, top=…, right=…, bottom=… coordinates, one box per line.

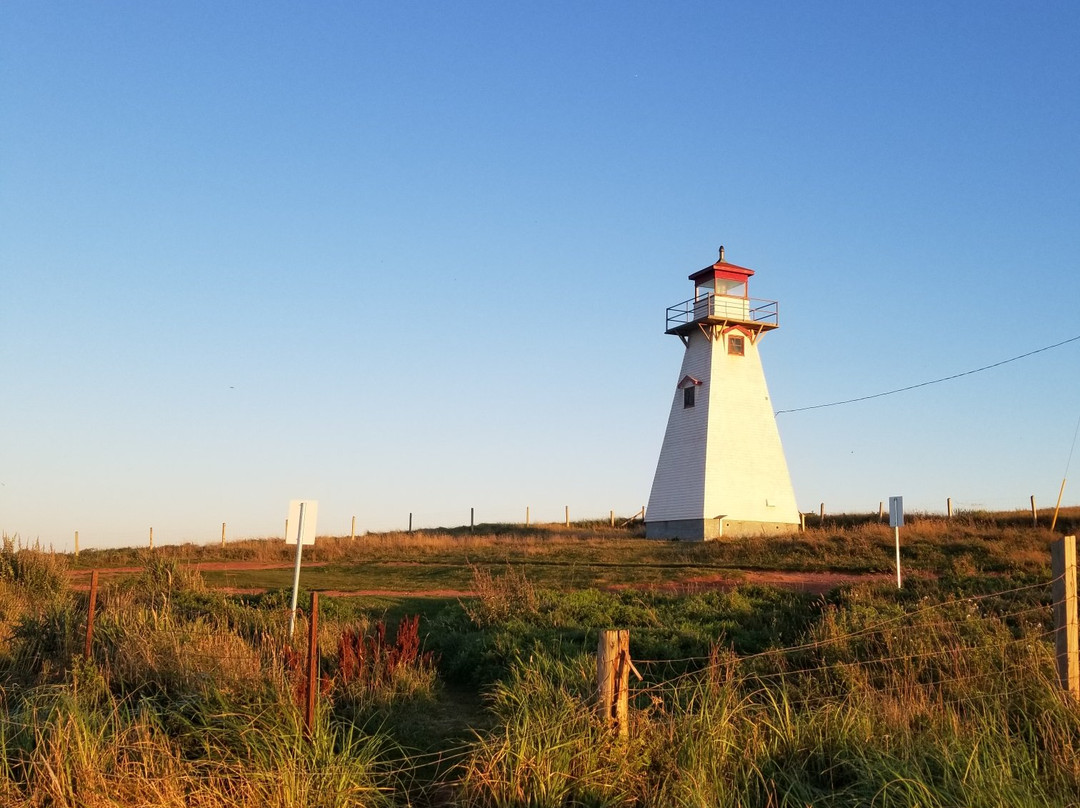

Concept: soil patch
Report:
left=70, top=561, right=899, bottom=597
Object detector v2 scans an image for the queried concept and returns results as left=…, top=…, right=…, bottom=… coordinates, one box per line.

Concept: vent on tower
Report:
left=677, top=374, right=702, bottom=408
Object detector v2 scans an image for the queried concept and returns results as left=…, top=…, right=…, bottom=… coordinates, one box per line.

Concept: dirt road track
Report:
left=68, top=562, right=895, bottom=597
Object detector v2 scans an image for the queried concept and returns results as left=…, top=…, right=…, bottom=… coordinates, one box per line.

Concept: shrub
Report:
left=330, top=616, right=438, bottom=711
left=0, top=535, right=68, bottom=600
left=462, top=565, right=538, bottom=627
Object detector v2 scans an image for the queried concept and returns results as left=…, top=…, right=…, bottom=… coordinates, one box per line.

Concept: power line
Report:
left=776, top=334, right=1080, bottom=415
left=1062, top=411, right=1080, bottom=480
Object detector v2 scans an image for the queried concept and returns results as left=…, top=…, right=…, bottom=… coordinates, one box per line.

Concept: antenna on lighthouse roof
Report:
left=718, top=246, right=725, bottom=262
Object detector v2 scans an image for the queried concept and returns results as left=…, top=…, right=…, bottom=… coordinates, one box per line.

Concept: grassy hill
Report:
left=0, top=508, right=1077, bottom=806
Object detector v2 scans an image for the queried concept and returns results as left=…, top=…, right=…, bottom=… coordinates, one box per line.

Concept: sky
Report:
left=3, top=1, right=1079, bottom=550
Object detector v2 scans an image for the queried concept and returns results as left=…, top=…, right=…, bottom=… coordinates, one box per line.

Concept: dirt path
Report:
left=68, top=560, right=331, bottom=577
left=68, top=561, right=896, bottom=596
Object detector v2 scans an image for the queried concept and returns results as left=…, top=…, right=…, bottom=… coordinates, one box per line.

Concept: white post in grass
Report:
left=889, top=496, right=904, bottom=589
left=288, top=503, right=306, bottom=638
left=286, top=500, right=318, bottom=638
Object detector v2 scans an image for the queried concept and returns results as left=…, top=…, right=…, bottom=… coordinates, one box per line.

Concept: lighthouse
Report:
left=645, top=248, right=800, bottom=540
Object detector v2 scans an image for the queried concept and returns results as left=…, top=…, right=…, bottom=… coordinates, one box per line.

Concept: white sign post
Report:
left=286, top=499, right=318, bottom=637
left=889, top=496, right=903, bottom=589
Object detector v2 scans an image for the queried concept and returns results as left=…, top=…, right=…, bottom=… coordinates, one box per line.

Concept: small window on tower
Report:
left=683, top=386, right=695, bottom=408
left=728, top=336, right=745, bottom=356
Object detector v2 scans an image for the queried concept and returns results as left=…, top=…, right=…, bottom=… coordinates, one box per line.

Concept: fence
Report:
left=591, top=534, right=1080, bottom=731
left=66, top=506, right=650, bottom=552
left=814, top=495, right=1051, bottom=527
left=3, top=527, right=1064, bottom=808
left=63, top=496, right=1078, bottom=555
left=75, top=534, right=1080, bottom=747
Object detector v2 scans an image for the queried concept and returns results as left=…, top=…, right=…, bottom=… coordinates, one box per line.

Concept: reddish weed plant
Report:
left=334, top=616, right=437, bottom=705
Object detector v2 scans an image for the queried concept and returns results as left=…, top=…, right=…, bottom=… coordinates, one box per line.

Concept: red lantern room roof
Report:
left=688, top=248, right=755, bottom=286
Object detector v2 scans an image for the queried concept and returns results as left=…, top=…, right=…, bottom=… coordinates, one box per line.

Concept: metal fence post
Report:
left=84, top=570, right=99, bottom=659
left=305, top=591, right=320, bottom=734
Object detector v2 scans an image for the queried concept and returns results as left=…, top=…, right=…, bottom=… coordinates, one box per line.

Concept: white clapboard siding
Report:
left=646, top=326, right=799, bottom=537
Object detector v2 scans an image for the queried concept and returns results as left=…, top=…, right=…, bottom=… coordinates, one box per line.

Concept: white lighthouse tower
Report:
left=645, top=248, right=800, bottom=540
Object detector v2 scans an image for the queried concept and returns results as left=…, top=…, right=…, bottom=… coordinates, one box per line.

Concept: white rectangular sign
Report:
left=286, top=499, right=318, bottom=546
left=889, top=496, right=904, bottom=528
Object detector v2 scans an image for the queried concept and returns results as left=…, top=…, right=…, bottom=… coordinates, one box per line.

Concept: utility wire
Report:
left=775, top=333, right=1080, bottom=415
left=1062, top=410, right=1080, bottom=480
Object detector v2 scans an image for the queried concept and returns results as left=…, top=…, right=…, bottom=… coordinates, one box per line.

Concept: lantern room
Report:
left=665, top=247, right=779, bottom=337
left=690, top=246, right=753, bottom=300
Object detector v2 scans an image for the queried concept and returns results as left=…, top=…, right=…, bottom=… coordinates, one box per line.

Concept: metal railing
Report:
left=665, top=295, right=779, bottom=332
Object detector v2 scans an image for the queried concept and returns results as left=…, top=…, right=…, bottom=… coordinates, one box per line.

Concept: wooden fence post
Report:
left=1032, top=495, right=1038, bottom=527
left=610, top=510, right=614, bottom=527
left=947, top=498, right=953, bottom=519
left=350, top=516, right=356, bottom=541
left=565, top=506, right=569, bottom=528
left=305, top=591, right=320, bottom=734
left=878, top=501, right=884, bottom=522
left=597, top=629, right=630, bottom=738
left=526, top=506, right=530, bottom=527
left=819, top=503, right=825, bottom=523
left=84, top=570, right=99, bottom=659
left=1051, top=479, right=1067, bottom=532
left=74, top=530, right=79, bottom=557
left=221, top=522, right=227, bottom=548
left=408, top=513, right=413, bottom=533
left=1052, top=536, right=1079, bottom=698
left=149, top=527, right=153, bottom=550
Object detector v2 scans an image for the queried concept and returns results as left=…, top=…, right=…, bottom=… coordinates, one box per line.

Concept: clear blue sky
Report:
left=3, top=2, right=1079, bottom=550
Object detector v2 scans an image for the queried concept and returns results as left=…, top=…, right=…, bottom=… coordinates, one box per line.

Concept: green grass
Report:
left=457, top=583, right=1076, bottom=807
left=1, top=511, right=1078, bottom=805
left=69, top=507, right=1080, bottom=597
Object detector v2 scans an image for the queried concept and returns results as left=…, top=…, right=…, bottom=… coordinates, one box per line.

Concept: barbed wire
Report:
left=630, top=575, right=1057, bottom=670
left=630, top=624, right=1057, bottom=699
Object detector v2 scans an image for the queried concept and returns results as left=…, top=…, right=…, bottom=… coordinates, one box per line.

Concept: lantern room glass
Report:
left=695, top=277, right=747, bottom=299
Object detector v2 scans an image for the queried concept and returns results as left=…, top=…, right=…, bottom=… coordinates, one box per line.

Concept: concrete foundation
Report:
left=646, top=517, right=800, bottom=541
